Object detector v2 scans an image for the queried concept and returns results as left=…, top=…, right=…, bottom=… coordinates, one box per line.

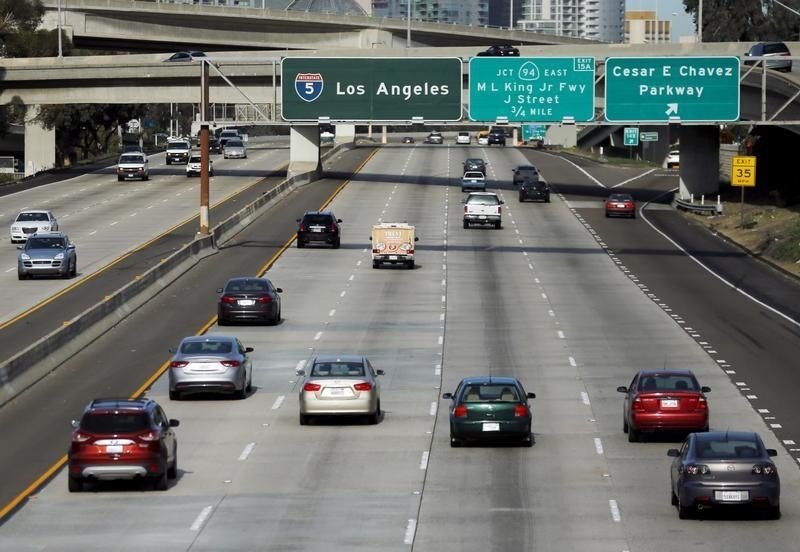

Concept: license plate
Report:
left=310, top=226, right=324, bottom=232
left=661, top=399, right=679, bottom=408
left=479, top=215, right=487, bottom=219
left=482, top=422, right=500, bottom=432
left=105, top=445, right=123, bottom=454
left=715, top=490, right=747, bottom=502
left=389, top=255, right=397, bottom=260
left=238, top=299, right=255, bottom=306
left=329, top=388, right=345, bottom=396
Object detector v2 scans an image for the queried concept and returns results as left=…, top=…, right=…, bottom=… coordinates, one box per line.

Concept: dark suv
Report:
left=518, top=178, right=550, bottom=202
left=463, top=158, right=487, bottom=175
left=512, top=164, right=540, bottom=186
left=488, top=131, right=506, bottom=146
left=67, top=398, right=179, bottom=492
left=744, top=42, right=792, bottom=72
left=296, top=211, right=342, bottom=248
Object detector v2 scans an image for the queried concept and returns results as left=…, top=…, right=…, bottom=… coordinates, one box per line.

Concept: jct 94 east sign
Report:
left=281, top=57, right=463, bottom=122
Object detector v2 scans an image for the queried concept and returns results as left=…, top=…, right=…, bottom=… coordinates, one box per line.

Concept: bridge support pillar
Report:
left=335, top=124, right=356, bottom=145
left=288, top=125, right=321, bottom=180
left=547, top=123, right=577, bottom=148
left=24, top=105, right=56, bottom=177
left=678, top=126, right=719, bottom=198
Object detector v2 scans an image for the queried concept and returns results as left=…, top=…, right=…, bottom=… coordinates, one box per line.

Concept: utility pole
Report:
left=199, top=60, right=210, bottom=235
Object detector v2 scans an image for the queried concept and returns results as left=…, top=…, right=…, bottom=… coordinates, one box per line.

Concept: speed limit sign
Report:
left=731, top=156, right=756, bottom=187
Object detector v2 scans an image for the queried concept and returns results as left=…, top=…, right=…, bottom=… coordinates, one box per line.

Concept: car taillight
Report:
left=407, top=250, right=414, bottom=254
left=753, top=464, right=778, bottom=475
left=632, top=397, right=644, bottom=411
left=696, top=396, right=707, bottom=409
left=353, top=382, right=372, bottom=391
left=685, top=464, right=710, bottom=475
left=170, top=361, right=188, bottom=368
left=138, top=431, right=159, bottom=442
left=72, top=432, right=92, bottom=443
left=497, top=206, right=502, bottom=214
left=304, top=382, right=321, bottom=391
left=221, top=360, right=241, bottom=367
left=454, top=405, right=468, bottom=417
left=514, top=404, right=529, bottom=417
left=464, top=206, right=468, bottom=213
left=256, top=296, right=272, bottom=304
left=372, top=249, right=380, bottom=253
left=220, top=295, right=237, bottom=304
left=299, top=224, right=308, bottom=232
left=328, top=225, right=336, bottom=232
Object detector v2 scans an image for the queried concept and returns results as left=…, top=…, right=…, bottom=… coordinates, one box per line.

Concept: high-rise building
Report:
left=517, top=0, right=625, bottom=42
left=373, top=0, right=490, bottom=25
left=624, top=10, right=671, bottom=43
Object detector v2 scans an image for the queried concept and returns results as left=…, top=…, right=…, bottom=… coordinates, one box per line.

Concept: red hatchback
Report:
left=617, top=370, right=710, bottom=442
left=67, top=398, right=179, bottom=491
left=605, top=193, right=636, bottom=218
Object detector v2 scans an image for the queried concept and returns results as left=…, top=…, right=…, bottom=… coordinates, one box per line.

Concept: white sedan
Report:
left=666, top=150, right=680, bottom=169
left=10, top=209, right=58, bottom=243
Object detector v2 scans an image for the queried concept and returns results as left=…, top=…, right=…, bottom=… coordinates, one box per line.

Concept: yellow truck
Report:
left=370, top=223, right=418, bottom=269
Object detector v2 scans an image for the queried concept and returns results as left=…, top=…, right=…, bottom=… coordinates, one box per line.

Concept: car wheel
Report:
left=368, top=401, right=381, bottom=425
left=372, top=260, right=379, bottom=269
left=628, top=427, right=639, bottom=442
left=68, top=476, right=83, bottom=493
left=622, top=417, right=629, bottom=433
left=246, top=372, right=253, bottom=393
left=166, top=160, right=171, bottom=165
left=407, top=260, right=415, bottom=270
left=152, top=468, right=168, bottom=491
left=450, top=435, right=461, bottom=447
left=297, top=239, right=305, bottom=248
left=677, top=499, right=693, bottom=520
left=269, top=309, right=280, bottom=326
left=519, top=194, right=524, bottom=202
left=169, top=389, right=181, bottom=401
left=299, top=413, right=310, bottom=426
left=766, top=505, right=781, bottom=520
left=494, top=221, right=501, bottom=230
left=521, top=429, right=534, bottom=447
left=69, top=259, right=77, bottom=277
left=333, top=238, right=341, bottom=249
left=143, top=175, right=149, bottom=181
left=671, top=488, right=678, bottom=506
left=463, top=220, right=469, bottom=229
left=217, top=313, right=228, bottom=326
left=117, top=176, right=123, bottom=182
left=545, top=195, right=551, bottom=203
left=235, top=375, right=247, bottom=400
left=17, top=271, right=27, bottom=280
left=167, top=447, right=178, bottom=479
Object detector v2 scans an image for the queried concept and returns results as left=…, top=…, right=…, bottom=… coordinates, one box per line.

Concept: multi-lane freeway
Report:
left=0, top=140, right=799, bottom=551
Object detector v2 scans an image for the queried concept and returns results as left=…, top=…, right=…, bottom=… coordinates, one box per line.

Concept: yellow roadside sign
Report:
left=731, top=156, right=756, bottom=187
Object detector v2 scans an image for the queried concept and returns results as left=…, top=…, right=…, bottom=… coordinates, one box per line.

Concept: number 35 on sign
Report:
left=731, top=156, right=756, bottom=187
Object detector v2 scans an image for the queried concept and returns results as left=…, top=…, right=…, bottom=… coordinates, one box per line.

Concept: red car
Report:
left=67, top=398, right=179, bottom=491
left=617, top=370, right=710, bottom=442
left=605, top=193, right=636, bottom=218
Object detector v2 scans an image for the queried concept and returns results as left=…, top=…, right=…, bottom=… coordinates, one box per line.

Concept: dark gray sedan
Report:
left=668, top=431, right=780, bottom=519
left=217, top=277, right=282, bottom=325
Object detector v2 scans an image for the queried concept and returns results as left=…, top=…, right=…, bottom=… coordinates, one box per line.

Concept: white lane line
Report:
left=271, top=395, right=285, bottom=410
left=190, top=506, right=214, bottom=531
left=129, top=212, right=137, bottom=217
left=404, top=519, right=417, bottom=545
left=348, top=275, right=355, bottom=281
left=735, top=382, right=747, bottom=387
left=746, top=395, right=758, bottom=400
left=758, top=409, right=771, bottom=413
left=4, top=267, right=14, bottom=273
left=420, top=451, right=430, bottom=470
left=594, top=437, right=604, bottom=455
left=612, top=168, right=656, bottom=188
left=435, top=364, right=442, bottom=376
left=88, top=230, right=97, bottom=236
left=784, top=439, right=796, bottom=445
left=441, top=295, right=446, bottom=303
left=340, top=291, right=346, bottom=297
left=529, top=264, right=534, bottom=270
left=771, top=423, right=783, bottom=429
left=441, top=279, right=446, bottom=286
left=541, top=293, right=547, bottom=300
left=581, top=392, right=590, bottom=406
left=557, top=330, right=565, bottom=339
left=569, top=356, right=577, bottom=367
left=438, top=335, right=444, bottom=345
left=238, top=442, right=256, bottom=461
left=439, top=313, right=445, bottom=321
left=548, top=310, right=555, bottom=317
left=328, top=309, right=336, bottom=317
left=357, top=260, right=362, bottom=266
left=534, top=278, right=540, bottom=283
left=429, top=402, right=437, bottom=416
left=110, top=221, right=119, bottom=226
left=608, top=500, right=621, bottom=522
left=314, top=332, right=323, bottom=341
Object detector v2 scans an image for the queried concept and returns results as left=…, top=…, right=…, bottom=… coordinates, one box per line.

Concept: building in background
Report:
left=517, top=0, right=624, bottom=42
left=373, top=0, right=490, bottom=25
left=625, top=10, right=671, bottom=43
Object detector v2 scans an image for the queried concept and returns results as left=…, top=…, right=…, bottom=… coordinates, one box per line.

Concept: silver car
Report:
left=223, top=139, right=247, bottom=159
left=168, top=335, right=253, bottom=400
left=668, top=431, right=780, bottom=519
left=17, top=232, right=76, bottom=279
left=297, top=355, right=383, bottom=425
left=10, top=209, right=58, bottom=243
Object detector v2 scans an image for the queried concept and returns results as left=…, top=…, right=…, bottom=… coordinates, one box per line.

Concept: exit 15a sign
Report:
left=605, top=57, right=740, bottom=123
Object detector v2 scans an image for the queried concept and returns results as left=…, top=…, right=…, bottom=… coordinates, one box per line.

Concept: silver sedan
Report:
left=168, top=335, right=253, bottom=400
left=223, top=139, right=247, bottom=159
left=668, top=430, right=780, bottom=519
left=297, top=355, right=383, bottom=425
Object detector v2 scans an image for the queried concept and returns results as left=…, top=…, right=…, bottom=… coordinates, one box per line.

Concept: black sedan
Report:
left=442, top=376, right=535, bottom=447
left=518, top=179, right=550, bottom=202
left=217, top=277, right=282, bottom=326
left=668, top=431, right=780, bottom=519
left=477, top=45, right=520, bottom=57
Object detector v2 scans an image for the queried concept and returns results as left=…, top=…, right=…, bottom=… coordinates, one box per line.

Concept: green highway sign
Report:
left=640, top=131, right=659, bottom=141
left=624, top=127, right=639, bottom=146
left=522, top=124, right=547, bottom=141
left=281, top=58, right=463, bottom=122
left=605, top=57, right=740, bottom=123
left=469, top=57, right=595, bottom=122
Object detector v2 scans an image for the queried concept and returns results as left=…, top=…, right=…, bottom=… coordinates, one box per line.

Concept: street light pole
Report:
left=57, top=0, right=63, bottom=58
left=698, top=0, right=702, bottom=43
left=510, top=0, right=514, bottom=29
left=406, top=0, right=411, bottom=47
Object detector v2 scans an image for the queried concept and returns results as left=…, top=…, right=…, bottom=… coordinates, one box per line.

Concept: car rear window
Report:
left=226, top=140, right=244, bottom=147
left=609, top=194, right=633, bottom=202
left=16, top=212, right=49, bottom=222
left=461, top=385, right=519, bottom=402
left=764, top=43, right=789, bottom=55
left=638, top=374, right=699, bottom=392
left=311, top=362, right=365, bottom=377
left=303, top=215, right=333, bottom=225
left=80, top=412, right=150, bottom=433
left=180, top=340, right=233, bottom=354
left=226, top=280, right=269, bottom=292
left=466, top=195, right=500, bottom=205
left=26, top=237, right=65, bottom=249
left=695, top=437, right=760, bottom=459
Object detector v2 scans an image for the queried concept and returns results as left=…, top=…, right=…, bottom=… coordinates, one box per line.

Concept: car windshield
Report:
left=303, top=215, right=333, bottom=225
left=26, top=237, right=65, bottom=249
left=517, top=167, right=537, bottom=174
left=466, top=195, right=500, bottom=205
left=120, top=155, right=144, bottom=164
left=695, top=436, right=761, bottom=459
left=226, top=140, right=244, bottom=148
left=638, top=374, right=699, bottom=392
left=180, top=340, right=233, bottom=355
left=169, top=142, right=189, bottom=150
left=463, top=172, right=484, bottom=179
left=609, top=194, right=633, bottom=202
left=16, top=212, right=49, bottom=222
left=189, top=156, right=202, bottom=163
left=461, top=384, right=519, bottom=402
left=226, top=280, right=269, bottom=292
left=311, top=362, right=365, bottom=377
left=80, top=412, right=150, bottom=433
left=466, top=159, right=484, bottom=165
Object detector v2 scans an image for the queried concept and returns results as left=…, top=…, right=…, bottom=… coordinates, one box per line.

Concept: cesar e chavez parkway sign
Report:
left=281, top=57, right=463, bottom=122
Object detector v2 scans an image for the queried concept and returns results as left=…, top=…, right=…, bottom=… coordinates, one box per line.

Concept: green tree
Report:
left=682, top=0, right=799, bottom=41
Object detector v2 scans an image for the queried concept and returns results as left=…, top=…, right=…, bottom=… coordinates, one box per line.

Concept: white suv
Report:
left=456, top=131, right=471, bottom=145
left=186, top=153, right=213, bottom=177
left=116, top=153, right=149, bottom=181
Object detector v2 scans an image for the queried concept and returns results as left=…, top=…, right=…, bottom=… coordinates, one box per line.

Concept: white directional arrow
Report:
left=665, top=103, right=679, bottom=116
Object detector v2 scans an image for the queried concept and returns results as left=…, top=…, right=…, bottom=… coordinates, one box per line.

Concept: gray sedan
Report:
left=296, top=355, right=383, bottom=425
left=168, top=336, right=253, bottom=400
left=668, top=431, right=780, bottom=519
left=223, top=139, right=247, bottom=159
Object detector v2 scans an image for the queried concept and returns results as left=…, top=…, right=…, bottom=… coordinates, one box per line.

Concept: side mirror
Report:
left=766, top=449, right=778, bottom=457
left=245, top=347, right=254, bottom=353
left=701, top=386, right=711, bottom=393
left=296, top=218, right=301, bottom=223
left=442, top=392, right=453, bottom=400
left=667, top=449, right=680, bottom=457
left=295, top=368, right=306, bottom=376
left=414, top=237, right=419, bottom=242
left=368, top=236, right=372, bottom=241
left=216, top=287, right=223, bottom=294
left=168, top=348, right=176, bottom=353
left=275, top=287, right=283, bottom=293
left=616, top=386, right=628, bottom=393
left=71, top=419, right=79, bottom=429
left=337, top=219, right=343, bottom=223
left=500, top=200, right=505, bottom=204
left=527, top=392, right=536, bottom=399
left=17, top=246, right=23, bottom=250
left=376, top=369, right=385, bottom=375
left=169, top=419, right=180, bottom=427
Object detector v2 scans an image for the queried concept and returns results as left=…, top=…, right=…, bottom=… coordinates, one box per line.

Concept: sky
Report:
left=627, top=0, right=697, bottom=41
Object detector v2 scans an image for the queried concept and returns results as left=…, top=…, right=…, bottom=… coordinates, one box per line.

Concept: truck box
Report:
left=370, top=223, right=417, bottom=269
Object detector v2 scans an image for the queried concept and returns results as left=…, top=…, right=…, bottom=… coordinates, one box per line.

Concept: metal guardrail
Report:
left=673, top=193, right=723, bottom=215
